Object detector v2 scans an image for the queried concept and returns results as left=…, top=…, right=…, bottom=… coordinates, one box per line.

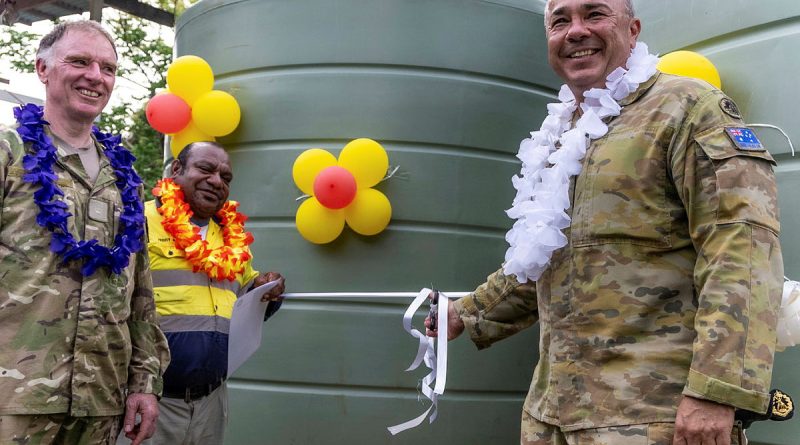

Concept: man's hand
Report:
left=673, top=395, right=735, bottom=445
left=254, top=272, right=285, bottom=302
left=122, top=393, right=159, bottom=445
left=424, top=292, right=465, bottom=340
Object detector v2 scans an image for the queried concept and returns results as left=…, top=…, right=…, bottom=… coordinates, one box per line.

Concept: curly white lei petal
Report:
left=503, top=42, right=659, bottom=283
left=777, top=279, right=800, bottom=348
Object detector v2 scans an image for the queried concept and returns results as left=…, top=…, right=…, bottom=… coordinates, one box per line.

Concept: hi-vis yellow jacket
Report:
left=145, top=200, right=262, bottom=393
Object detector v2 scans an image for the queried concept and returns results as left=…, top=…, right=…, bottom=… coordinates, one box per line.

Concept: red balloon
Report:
left=313, top=166, right=357, bottom=209
left=145, top=93, right=192, bottom=134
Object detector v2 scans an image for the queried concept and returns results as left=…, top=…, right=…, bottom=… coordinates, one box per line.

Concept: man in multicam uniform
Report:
left=0, top=21, right=169, bottom=445
left=427, top=1, right=783, bottom=444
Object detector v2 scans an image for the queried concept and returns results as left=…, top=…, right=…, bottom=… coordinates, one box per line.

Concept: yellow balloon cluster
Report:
left=163, top=55, right=242, bottom=157
left=293, top=139, right=392, bottom=244
left=657, top=50, right=722, bottom=89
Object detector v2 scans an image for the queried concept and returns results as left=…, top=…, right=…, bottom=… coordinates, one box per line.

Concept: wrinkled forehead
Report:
left=54, top=29, right=118, bottom=60
left=545, top=0, right=623, bottom=19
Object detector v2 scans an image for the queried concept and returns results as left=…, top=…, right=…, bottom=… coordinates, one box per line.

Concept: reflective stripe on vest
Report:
left=152, top=269, right=242, bottom=294
left=159, top=314, right=231, bottom=334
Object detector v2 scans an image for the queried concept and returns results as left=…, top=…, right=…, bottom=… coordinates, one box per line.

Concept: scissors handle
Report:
left=428, top=290, right=440, bottom=331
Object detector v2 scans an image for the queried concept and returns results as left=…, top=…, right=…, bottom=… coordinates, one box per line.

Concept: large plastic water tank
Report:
left=638, top=2, right=800, bottom=443
left=174, top=0, right=799, bottom=443
left=175, top=1, right=557, bottom=443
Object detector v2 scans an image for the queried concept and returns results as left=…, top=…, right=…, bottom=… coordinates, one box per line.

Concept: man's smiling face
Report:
left=172, top=143, right=233, bottom=221
left=36, top=29, right=117, bottom=122
left=545, top=0, right=640, bottom=98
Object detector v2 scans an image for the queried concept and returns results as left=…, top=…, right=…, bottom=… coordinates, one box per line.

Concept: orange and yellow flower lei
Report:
left=153, top=178, right=254, bottom=281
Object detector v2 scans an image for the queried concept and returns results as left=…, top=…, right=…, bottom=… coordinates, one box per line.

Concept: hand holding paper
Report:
left=228, top=279, right=282, bottom=376
left=254, top=271, right=286, bottom=301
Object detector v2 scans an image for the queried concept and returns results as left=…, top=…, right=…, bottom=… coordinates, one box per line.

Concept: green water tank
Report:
left=174, top=0, right=799, bottom=443
left=175, top=1, right=557, bottom=443
left=638, top=1, right=800, bottom=443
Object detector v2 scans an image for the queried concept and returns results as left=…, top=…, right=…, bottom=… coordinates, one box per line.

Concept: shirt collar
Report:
left=618, top=71, right=661, bottom=107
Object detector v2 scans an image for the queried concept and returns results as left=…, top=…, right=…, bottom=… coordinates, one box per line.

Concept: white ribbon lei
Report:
left=503, top=42, right=659, bottom=283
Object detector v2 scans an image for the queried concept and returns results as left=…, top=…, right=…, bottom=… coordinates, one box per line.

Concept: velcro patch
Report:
left=725, top=127, right=764, bottom=151
left=88, top=198, right=110, bottom=223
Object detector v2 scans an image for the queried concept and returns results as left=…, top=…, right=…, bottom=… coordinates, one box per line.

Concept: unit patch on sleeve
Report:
left=720, top=97, right=742, bottom=119
left=724, top=127, right=765, bottom=151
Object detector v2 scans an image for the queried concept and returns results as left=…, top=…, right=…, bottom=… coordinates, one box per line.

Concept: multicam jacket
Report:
left=0, top=126, right=170, bottom=416
left=452, top=72, right=784, bottom=431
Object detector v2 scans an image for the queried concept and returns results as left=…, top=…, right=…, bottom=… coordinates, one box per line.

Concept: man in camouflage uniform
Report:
left=427, top=1, right=783, bottom=444
left=0, top=21, right=169, bottom=444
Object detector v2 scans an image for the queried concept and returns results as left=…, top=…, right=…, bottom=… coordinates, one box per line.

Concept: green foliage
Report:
left=0, top=1, right=198, bottom=191
left=0, top=28, right=38, bottom=72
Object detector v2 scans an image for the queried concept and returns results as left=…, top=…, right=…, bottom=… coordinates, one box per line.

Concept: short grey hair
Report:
left=544, top=0, right=635, bottom=25
left=36, top=20, right=117, bottom=65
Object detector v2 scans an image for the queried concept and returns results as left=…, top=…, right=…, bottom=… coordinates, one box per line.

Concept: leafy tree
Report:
left=0, top=0, right=196, bottom=190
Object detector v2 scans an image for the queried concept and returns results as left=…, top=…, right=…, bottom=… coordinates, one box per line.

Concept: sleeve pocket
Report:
left=693, top=127, right=780, bottom=233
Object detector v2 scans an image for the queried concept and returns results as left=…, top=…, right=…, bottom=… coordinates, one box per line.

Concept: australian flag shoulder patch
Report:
left=725, top=126, right=765, bottom=151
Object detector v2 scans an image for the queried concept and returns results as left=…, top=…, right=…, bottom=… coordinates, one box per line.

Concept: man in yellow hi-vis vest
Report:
left=137, top=141, right=285, bottom=445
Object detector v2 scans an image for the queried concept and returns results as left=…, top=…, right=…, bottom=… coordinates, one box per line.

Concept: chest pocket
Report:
left=84, top=196, right=118, bottom=247
left=148, top=242, right=193, bottom=305
left=571, top=125, right=678, bottom=248
left=149, top=241, right=185, bottom=257
left=148, top=241, right=188, bottom=272
left=1, top=166, right=78, bottom=260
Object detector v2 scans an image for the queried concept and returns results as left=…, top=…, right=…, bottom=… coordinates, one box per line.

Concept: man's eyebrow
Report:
left=550, top=2, right=609, bottom=17
left=63, top=53, right=117, bottom=68
left=63, top=52, right=89, bottom=60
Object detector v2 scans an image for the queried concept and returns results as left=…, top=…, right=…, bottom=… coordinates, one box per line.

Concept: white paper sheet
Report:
left=227, top=280, right=281, bottom=376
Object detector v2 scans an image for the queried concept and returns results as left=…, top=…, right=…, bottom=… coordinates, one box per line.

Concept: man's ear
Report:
left=35, top=58, right=48, bottom=84
left=170, top=158, right=182, bottom=178
left=629, top=18, right=642, bottom=47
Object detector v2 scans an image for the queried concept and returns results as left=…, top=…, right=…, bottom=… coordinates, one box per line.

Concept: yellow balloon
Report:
left=657, top=50, right=721, bottom=89
left=170, top=120, right=215, bottom=158
left=296, top=198, right=345, bottom=244
left=167, top=55, right=214, bottom=105
left=345, top=189, right=392, bottom=236
left=292, top=149, right=337, bottom=195
left=192, top=90, right=242, bottom=137
left=338, top=138, right=388, bottom=189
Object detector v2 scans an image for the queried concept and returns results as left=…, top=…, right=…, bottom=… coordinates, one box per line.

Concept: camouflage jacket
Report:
left=0, top=126, right=170, bottom=416
left=452, top=72, right=784, bottom=431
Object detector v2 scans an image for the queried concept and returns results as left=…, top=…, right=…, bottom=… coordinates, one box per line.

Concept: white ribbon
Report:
left=777, top=278, right=800, bottom=348
left=386, top=288, right=450, bottom=435
left=280, top=290, right=468, bottom=434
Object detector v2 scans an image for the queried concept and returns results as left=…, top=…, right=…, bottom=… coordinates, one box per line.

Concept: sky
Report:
left=0, top=10, right=173, bottom=126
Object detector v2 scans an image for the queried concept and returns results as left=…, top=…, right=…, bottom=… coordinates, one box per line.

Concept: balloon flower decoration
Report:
left=657, top=50, right=721, bottom=89
left=293, top=138, right=392, bottom=244
left=145, top=55, right=241, bottom=157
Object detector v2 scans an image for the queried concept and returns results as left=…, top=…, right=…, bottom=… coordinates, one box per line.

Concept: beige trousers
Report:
left=124, top=383, right=228, bottom=445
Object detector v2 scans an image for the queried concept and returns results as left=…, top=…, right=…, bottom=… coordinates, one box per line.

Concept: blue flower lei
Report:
left=14, top=103, right=145, bottom=276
